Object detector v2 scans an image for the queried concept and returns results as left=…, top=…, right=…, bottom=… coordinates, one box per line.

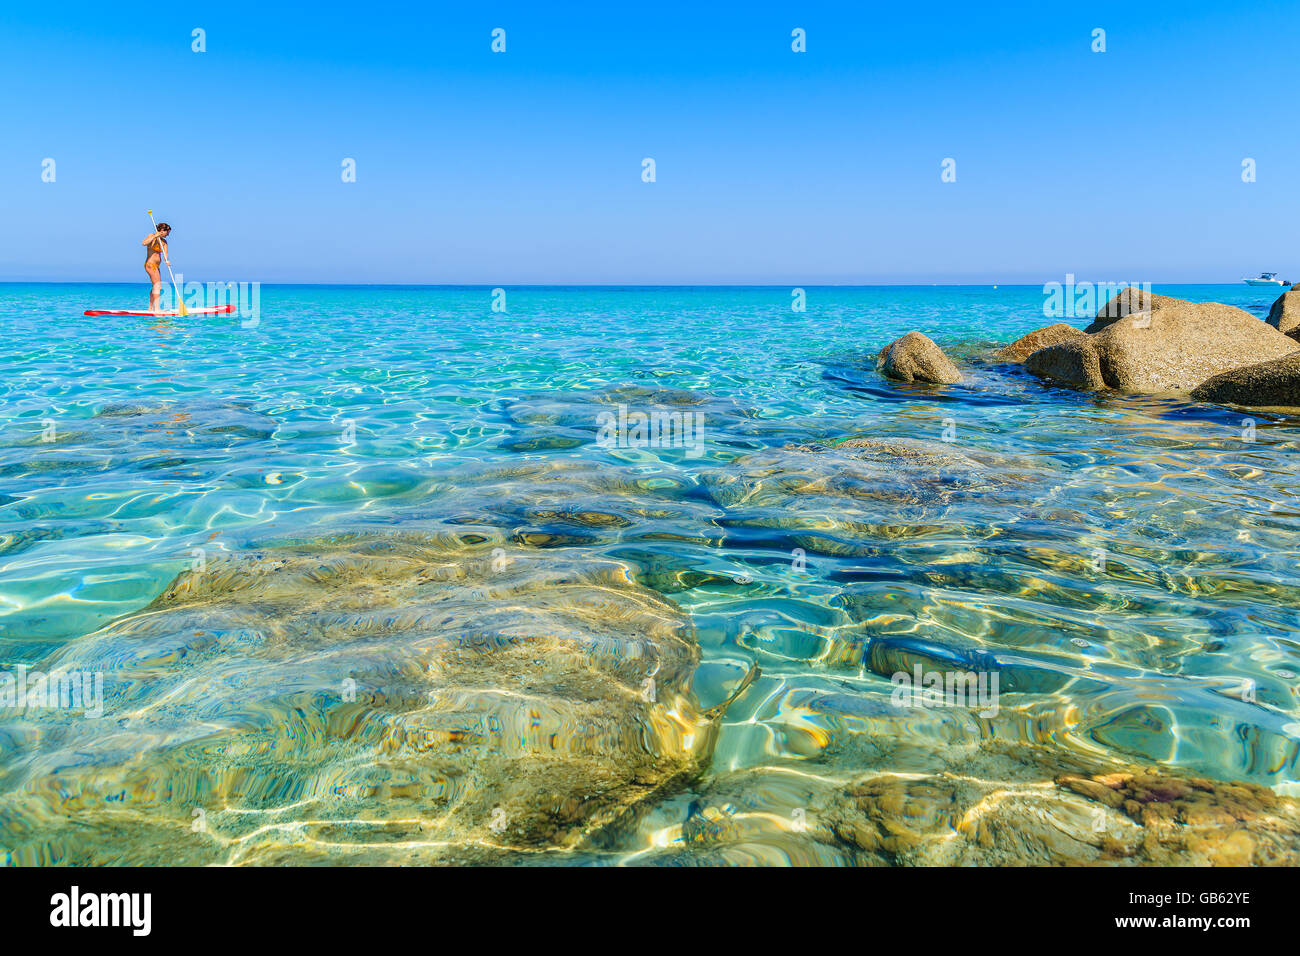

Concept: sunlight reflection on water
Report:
left=1, top=283, right=1298, bottom=864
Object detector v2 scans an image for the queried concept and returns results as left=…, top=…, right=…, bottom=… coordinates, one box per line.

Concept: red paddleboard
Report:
left=83, top=304, right=237, bottom=317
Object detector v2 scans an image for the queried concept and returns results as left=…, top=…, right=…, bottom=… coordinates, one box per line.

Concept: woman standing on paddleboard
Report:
left=142, top=223, right=172, bottom=313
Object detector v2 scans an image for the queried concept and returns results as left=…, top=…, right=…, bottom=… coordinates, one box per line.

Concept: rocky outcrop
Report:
left=1190, top=352, right=1300, bottom=407
left=1266, top=285, right=1300, bottom=341
left=995, top=323, right=1086, bottom=363
left=1027, top=302, right=1299, bottom=394
left=1092, top=302, right=1298, bottom=393
left=876, top=331, right=962, bottom=385
left=1085, top=286, right=1187, bottom=333
left=1024, top=338, right=1105, bottom=389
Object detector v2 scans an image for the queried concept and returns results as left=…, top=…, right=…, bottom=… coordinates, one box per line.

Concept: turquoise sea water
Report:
left=1, top=282, right=1298, bottom=864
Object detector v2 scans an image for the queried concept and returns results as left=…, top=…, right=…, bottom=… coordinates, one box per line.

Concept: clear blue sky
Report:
left=2, top=1, right=1297, bottom=284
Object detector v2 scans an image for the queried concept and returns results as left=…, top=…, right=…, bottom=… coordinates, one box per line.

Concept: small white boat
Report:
left=1242, top=272, right=1288, bottom=287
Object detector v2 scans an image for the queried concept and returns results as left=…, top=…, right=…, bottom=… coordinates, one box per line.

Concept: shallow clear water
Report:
left=1, top=282, right=1298, bottom=864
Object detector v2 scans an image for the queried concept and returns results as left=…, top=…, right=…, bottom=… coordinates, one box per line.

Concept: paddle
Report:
left=147, top=210, right=187, bottom=316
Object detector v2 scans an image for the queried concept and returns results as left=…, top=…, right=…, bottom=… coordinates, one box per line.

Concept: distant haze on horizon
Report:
left=3, top=1, right=1297, bottom=285
left=1, top=281, right=1282, bottom=290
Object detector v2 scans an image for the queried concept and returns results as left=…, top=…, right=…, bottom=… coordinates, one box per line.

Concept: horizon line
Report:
left=0, top=280, right=1282, bottom=289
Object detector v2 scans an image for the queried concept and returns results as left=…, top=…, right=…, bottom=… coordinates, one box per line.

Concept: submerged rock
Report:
left=876, top=332, right=963, bottom=385
left=699, top=437, right=1044, bottom=565
left=1085, top=286, right=1188, bottom=334
left=1190, top=352, right=1300, bottom=408
left=94, top=399, right=277, bottom=443
left=1055, top=770, right=1298, bottom=866
left=501, top=384, right=757, bottom=456
left=865, top=634, right=1074, bottom=696
left=504, top=384, right=752, bottom=426
left=705, top=437, right=1032, bottom=515
left=621, top=747, right=1300, bottom=866
left=995, top=323, right=1086, bottom=363
left=0, top=535, right=723, bottom=865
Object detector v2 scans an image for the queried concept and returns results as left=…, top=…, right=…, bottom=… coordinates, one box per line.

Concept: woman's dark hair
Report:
left=157, top=222, right=171, bottom=233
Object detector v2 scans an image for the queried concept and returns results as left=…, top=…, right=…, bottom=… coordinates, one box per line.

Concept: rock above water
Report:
left=1266, top=286, right=1300, bottom=341
left=876, top=331, right=962, bottom=385
left=1093, top=302, right=1299, bottom=393
left=995, top=323, right=1086, bottom=363
left=1085, top=286, right=1189, bottom=333
left=1024, top=339, right=1106, bottom=389
left=1028, top=302, right=1300, bottom=394
left=1190, top=352, right=1300, bottom=407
